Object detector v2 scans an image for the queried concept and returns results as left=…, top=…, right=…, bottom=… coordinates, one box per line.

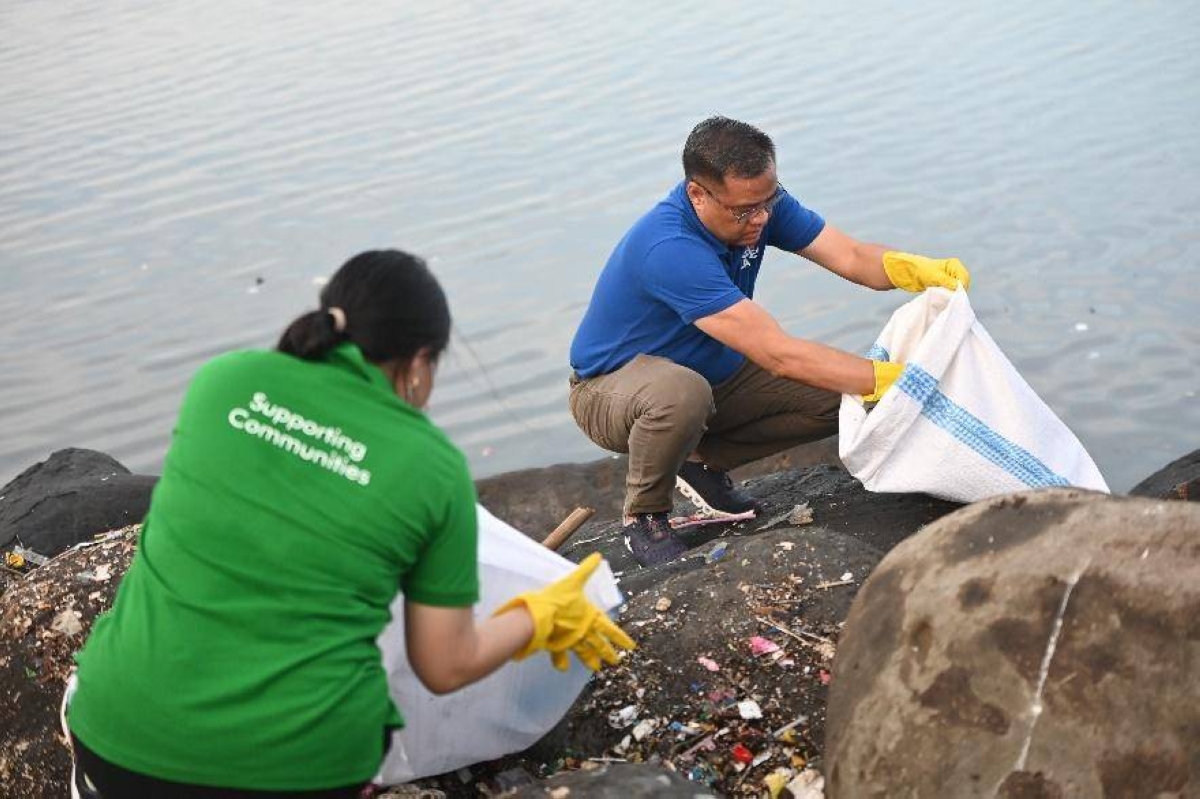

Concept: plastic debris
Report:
left=788, top=503, right=814, bottom=525
left=631, top=718, right=657, bottom=741
left=5, top=552, right=26, bottom=570
left=704, top=542, right=729, bottom=563
left=50, top=608, right=83, bottom=637
left=548, top=788, right=570, bottom=799
left=750, top=636, right=781, bottom=656
left=13, top=545, right=50, bottom=566
left=608, top=705, right=638, bottom=728
left=786, top=768, right=825, bottom=798
left=765, top=768, right=795, bottom=798
left=818, top=669, right=831, bottom=685
left=738, top=700, right=763, bottom=720
left=655, top=596, right=672, bottom=612
left=731, top=743, right=754, bottom=765
left=839, top=571, right=852, bottom=581
left=697, top=656, right=720, bottom=672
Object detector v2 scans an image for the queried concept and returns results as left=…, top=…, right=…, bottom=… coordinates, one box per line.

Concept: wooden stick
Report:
left=541, top=507, right=595, bottom=551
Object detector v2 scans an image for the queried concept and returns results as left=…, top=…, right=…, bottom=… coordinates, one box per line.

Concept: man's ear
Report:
left=685, top=180, right=704, bottom=206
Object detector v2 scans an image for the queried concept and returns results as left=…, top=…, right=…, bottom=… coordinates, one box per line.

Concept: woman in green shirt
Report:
left=67, top=250, right=632, bottom=797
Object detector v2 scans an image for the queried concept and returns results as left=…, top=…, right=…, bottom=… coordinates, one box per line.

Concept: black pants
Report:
left=70, top=734, right=381, bottom=799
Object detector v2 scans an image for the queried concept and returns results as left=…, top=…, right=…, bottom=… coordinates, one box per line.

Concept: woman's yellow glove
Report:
left=882, top=251, right=971, bottom=292
left=493, top=552, right=635, bottom=671
left=863, top=360, right=904, bottom=403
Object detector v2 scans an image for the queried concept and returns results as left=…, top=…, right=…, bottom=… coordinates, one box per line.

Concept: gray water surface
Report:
left=2, top=1, right=1198, bottom=493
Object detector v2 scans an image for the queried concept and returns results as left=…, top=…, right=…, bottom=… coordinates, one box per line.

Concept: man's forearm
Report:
left=851, top=241, right=895, bottom=289
left=758, top=335, right=876, bottom=395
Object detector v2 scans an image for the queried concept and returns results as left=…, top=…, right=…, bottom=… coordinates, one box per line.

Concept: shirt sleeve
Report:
left=767, top=192, right=825, bottom=252
left=641, top=237, right=745, bottom=324
left=401, top=454, right=479, bottom=607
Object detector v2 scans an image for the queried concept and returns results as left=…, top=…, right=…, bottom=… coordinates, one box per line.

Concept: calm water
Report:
left=2, top=1, right=1197, bottom=493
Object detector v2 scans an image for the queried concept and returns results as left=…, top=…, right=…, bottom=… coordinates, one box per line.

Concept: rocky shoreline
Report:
left=2, top=445, right=1197, bottom=797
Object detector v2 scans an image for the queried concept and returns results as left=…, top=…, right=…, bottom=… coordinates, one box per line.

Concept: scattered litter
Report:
left=607, top=705, right=638, bottom=728
left=839, top=571, right=852, bottom=581
left=672, top=510, right=756, bottom=530
left=777, top=541, right=795, bottom=551
left=631, top=718, right=657, bottom=741
left=730, top=743, right=754, bottom=765
left=786, top=768, right=825, bottom=798
left=764, top=767, right=795, bottom=798
left=654, top=596, right=672, bottom=612
left=697, top=656, right=721, bottom=672
left=704, top=542, right=729, bottom=564
left=12, top=545, right=50, bottom=567
left=737, top=700, right=763, bottom=720
left=788, top=502, right=814, bottom=526
left=5, top=552, right=26, bottom=570
left=50, top=608, right=84, bottom=637
left=749, top=636, right=781, bottom=656
left=818, top=669, right=832, bottom=685
left=548, top=787, right=570, bottom=799
left=815, top=578, right=854, bottom=590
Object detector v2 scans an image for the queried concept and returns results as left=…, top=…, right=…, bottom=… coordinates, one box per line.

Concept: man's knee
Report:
left=639, top=362, right=713, bottom=429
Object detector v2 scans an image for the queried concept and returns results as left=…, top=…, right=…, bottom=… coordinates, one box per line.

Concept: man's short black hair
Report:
left=682, top=116, right=776, bottom=186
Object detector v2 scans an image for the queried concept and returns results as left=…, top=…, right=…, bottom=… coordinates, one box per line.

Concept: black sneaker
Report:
left=676, top=461, right=760, bottom=517
left=624, top=512, right=688, bottom=567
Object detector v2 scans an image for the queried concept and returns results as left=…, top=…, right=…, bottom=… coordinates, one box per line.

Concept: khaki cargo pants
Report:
left=568, top=354, right=839, bottom=515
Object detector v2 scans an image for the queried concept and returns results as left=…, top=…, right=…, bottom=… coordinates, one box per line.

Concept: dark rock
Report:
left=510, top=763, right=706, bottom=797
left=1129, top=448, right=1199, bottom=502
left=825, top=489, right=1200, bottom=798
left=0, top=449, right=156, bottom=557
left=475, top=438, right=842, bottom=540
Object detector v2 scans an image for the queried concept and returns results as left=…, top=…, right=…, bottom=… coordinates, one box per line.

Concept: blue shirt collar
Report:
left=669, top=180, right=736, bottom=255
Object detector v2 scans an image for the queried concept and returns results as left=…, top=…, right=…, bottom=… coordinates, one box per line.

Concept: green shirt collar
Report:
left=325, top=342, right=397, bottom=397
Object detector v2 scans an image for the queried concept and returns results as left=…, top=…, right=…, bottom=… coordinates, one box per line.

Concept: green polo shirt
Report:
left=69, top=343, right=478, bottom=790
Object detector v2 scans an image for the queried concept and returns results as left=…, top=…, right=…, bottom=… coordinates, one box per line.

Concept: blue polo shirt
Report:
left=570, top=180, right=825, bottom=385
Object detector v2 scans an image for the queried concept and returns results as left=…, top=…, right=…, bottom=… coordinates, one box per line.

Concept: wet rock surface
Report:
left=1129, top=447, right=1199, bottom=502
left=0, top=448, right=155, bottom=558
left=825, top=489, right=1200, bottom=798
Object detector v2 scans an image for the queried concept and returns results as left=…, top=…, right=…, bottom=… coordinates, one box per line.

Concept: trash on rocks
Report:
left=764, top=767, right=795, bottom=798
left=608, top=705, right=638, bottom=728
left=704, top=542, right=729, bottom=563
left=654, top=596, right=672, bottom=612
left=491, top=766, right=536, bottom=792
left=737, top=700, right=763, bottom=720
left=631, top=718, right=657, bottom=741
left=50, top=608, right=84, bottom=637
left=697, top=656, right=721, bottom=672
left=548, top=787, right=571, bottom=799
left=749, top=636, right=781, bottom=656
left=12, top=545, right=50, bottom=566
left=788, top=503, right=814, bottom=526
left=786, top=768, right=825, bottom=798
left=731, top=743, right=754, bottom=765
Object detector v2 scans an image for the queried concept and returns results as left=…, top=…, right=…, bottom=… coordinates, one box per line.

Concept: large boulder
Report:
left=1130, top=447, right=1199, bottom=502
left=0, top=449, right=156, bottom=558
left=825, top=489, right=1200, bottom=798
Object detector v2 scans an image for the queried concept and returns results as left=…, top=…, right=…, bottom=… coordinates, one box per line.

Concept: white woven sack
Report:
left=376, top=505, right=622, bottom=783
left=839, top=287, right=1108, bottom=502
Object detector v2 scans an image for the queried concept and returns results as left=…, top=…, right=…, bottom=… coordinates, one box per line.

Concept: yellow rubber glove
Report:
left=862, top=360, right=904, bottom=403
left=882, top=251, right=971, bottom=293
left=493, top=553, right=636, bottom=671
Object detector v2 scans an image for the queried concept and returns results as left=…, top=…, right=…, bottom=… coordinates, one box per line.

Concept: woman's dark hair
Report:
left=277, top=249, right=451, bottom=364
left=682, top=116, right=776, bottom=186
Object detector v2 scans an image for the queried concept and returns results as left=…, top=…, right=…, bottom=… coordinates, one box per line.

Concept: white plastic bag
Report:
left=839, top=287, right=1108, bottom=502
left=376, top=505, right=622, bottom=783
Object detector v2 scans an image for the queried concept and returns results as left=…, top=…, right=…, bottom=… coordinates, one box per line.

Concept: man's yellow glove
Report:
left=493, top=552, right=635, bottom=671
left=863, top=360, right=904, bottom=403
left=882, top=251, right=971, bottom=293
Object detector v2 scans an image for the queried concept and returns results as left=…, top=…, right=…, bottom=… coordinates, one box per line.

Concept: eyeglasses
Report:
left=692, top=181, right=787, bottom=225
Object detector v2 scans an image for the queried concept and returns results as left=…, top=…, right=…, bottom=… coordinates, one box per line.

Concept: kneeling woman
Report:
left=67, top=250, right=632, bottom=797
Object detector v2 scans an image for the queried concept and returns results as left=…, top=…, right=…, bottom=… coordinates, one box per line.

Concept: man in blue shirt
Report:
left=569, top=117, right=970, bottom=566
